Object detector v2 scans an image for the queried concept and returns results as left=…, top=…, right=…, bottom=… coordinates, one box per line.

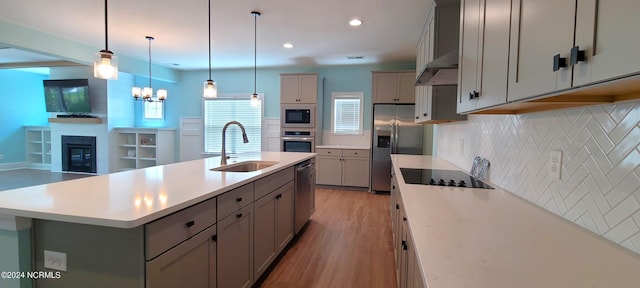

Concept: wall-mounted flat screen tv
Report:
left=43, top=79, right=91, bottom=113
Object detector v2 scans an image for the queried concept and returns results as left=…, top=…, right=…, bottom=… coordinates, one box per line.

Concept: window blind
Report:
left=333, top=96, right=362, bottom=134
left=204, top=95, right=262, bottom=153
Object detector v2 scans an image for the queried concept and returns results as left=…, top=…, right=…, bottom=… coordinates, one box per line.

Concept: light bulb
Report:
left=132, top=87, right=141, bottom=99
left=142, top=87, right=153, bottom=99
left=157, top=89, right=168, bottom=101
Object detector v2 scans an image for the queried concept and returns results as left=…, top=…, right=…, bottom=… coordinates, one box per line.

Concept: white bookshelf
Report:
left=115, top=128, right=175, bottom=171
left=25, top=126, right=52, bottom=170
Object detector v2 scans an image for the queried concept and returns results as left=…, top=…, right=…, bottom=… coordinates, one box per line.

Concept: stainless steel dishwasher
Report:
left=294, top=158, right=315, bottom=234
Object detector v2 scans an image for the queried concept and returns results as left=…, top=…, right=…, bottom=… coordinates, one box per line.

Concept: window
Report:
left=144, top=101, right=164, bottom=120
left=332, top=92, right=363, bottom=135
left=204, top=94, right=262, bottom=153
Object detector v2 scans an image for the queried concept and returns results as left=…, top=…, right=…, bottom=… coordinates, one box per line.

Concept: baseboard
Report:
left=0, top=162, right=27, bottom=171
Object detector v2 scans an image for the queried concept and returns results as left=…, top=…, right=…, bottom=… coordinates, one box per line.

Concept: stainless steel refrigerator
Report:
left=371, top=104, right=424, bottom=192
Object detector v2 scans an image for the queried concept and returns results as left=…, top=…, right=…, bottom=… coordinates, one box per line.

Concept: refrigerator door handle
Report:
left=391, top=120, right=397, bottom=153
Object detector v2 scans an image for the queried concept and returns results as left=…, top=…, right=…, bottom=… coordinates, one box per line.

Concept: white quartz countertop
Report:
left=391, top=154, right=640, bottom=288
left=0, top=152, right=315, bottom=229
left=315, top=145, right=370, bottom=150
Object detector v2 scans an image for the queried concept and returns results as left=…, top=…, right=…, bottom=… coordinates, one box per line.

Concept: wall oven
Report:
left=281, top=105, right=316, bottom=129
left=281, top=130, right=315, bottom=153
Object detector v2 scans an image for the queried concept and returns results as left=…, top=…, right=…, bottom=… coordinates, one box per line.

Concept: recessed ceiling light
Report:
left=347, top=56, right=364, bottom=60
left=283, top=43, right=294, bottom=49
left=349, top=19, right=363, bottom=27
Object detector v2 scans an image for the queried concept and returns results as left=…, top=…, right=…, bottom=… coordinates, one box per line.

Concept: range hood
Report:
left=415, top=49, right=458, bottom=86
left=415, top=0, right=460, bottom=86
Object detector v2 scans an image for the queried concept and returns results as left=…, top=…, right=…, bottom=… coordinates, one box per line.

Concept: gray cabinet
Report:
left=316, top=148, right=370, bottom=188
left=217, top=204, right=254, bottom=288
left=457, top=0, right=510, bottom=113
left=281, top=73, right=318, bottom=104
left=146, top=225, right=217, bottom=288
left=254, top=181, right=294, bottom=278
left=507, top=0, right=640, bottom=102
left=372, top=71, right=416, bottom=104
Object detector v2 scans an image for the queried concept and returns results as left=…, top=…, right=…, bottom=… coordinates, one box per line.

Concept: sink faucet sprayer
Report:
left=221, top=121, right=249, bottom=165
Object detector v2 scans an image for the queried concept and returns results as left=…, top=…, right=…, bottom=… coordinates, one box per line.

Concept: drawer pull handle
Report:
left=236, top=197, right=243, bottom=202
left=396, top=204, right=399, bottom=210
left=403, top=217, right=407, bottom=222
left=212, top=235, right=217, bottom=242
left=186, top=220, right=195, bottom=227
left=276, top=194, right=282, bottom=199
left=236, top=213, right=243, bottom=218
left=570, top=46, right=586, bottom=65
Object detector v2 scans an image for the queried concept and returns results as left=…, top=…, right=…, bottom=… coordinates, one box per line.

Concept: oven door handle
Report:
left=281, top=137, right=314, bottom=141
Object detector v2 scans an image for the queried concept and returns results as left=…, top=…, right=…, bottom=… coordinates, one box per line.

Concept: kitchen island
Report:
left=391, top=155, right=640, bottom=288
left=0, top=151, right=315, bottom=288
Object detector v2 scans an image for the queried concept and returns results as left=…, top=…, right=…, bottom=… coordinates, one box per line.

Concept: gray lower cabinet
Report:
left=217, top=204, right=254, bottom=288
left=254, top=181, right=295, bottom=278
left=146, top=225, right=217, bottom=288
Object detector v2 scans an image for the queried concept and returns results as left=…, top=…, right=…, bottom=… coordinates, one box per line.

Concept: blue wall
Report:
left=169, top=63, right=415, bottom=131
left=0, top=70, right=48, bottom=164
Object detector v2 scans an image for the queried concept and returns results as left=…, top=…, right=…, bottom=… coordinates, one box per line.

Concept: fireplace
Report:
left=62, top=136, right=97, bottom=173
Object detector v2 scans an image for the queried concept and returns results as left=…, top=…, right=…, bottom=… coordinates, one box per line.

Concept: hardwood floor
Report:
left=258, top=187, right=397, bottom=288
left=0, top=169, right=92, bottom=191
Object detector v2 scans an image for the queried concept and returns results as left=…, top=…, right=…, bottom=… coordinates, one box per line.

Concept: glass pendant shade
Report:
left=250, top=93, right=260, bottom=107
left=204, top=80, right=218, bottom=98
left=142, top=87, right=153, bottom=100
left=157, top=89, right=168, bottom=101
left=94, top=51, right=118, bottom=79
left=132, top=87, right=141, bottom=99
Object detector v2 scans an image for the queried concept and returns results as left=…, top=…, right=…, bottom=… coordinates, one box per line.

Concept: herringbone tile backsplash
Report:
left=436, top=101, right=640, bottom=254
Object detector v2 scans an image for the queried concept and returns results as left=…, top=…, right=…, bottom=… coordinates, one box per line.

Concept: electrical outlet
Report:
left=549, top=150, right=562, bottom=180
left=459, top=139, right=465, bottom=155
left=44, top=250, right=67, bottom=271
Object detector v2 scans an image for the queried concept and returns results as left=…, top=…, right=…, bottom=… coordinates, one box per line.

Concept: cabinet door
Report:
left=573, top=0, right=640, bottom=86
left=373, top=73, right=399, bottom=103
left=457, top=0, right=481, bottom=113
left=298, top=74, right=318, bottom=104
left=218, top=205, right=253, bottom=288
left=275, top=182, right=294, bottom=254
left=254, top=192, right=277, bottom=278
left=477, top=0, right=510, bottom=109
left=316, top=155, right=342, bottom=185
left=146, top=225, right=216, bottom=288
left=341, top=156, right=370, bottom=187
left=397, top=72, right=416, bottom=104
left=281, top=75, right=300, bottom=103
left=507, top=0, right=575, bottom=101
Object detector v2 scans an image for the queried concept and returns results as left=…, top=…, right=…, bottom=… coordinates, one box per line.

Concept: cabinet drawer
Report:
left=146, top=224, right=216, bottom=288
left=255, top=167, right=294, bottom=200
left=145, top=197, right=217, bottom=260
left=217, top=183, right=254, bottom=219
left=342, top=149, right=369, bottom=158
left=316, top=148, right=341, bottom=156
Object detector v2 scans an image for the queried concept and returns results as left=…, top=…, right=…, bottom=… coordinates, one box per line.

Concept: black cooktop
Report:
left=400, top=168, right=493, bottom=189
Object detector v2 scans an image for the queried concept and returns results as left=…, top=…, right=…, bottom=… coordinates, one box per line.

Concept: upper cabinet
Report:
left=372, top=71, right=416, bottom=104
left=280, top=73, right=318, bottom=104
left=457, top=0, right=511, bottom=113
left=414, top=1, right=467, bottom=123
left=507, top=0, right=640, bottom=102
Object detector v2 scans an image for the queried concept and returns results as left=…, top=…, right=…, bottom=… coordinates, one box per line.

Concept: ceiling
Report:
left=0, top=0, right=429, bottom=70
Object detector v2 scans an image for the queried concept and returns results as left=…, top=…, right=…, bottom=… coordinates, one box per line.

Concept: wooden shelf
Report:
left=48, top=118, right=102, bottom=124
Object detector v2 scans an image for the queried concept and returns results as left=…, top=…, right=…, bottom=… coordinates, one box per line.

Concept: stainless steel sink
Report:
left=210, top=161, right=279, bottom=172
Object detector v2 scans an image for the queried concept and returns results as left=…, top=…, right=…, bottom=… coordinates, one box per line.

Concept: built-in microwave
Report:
left=281, top=104, right=315, bottom=129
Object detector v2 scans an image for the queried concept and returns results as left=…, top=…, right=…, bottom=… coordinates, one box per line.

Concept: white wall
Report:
left=435, top=100, right=640, bottom=255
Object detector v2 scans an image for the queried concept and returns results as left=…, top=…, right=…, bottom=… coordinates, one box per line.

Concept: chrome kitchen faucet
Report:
left=220, top=121, right=249, bottom=165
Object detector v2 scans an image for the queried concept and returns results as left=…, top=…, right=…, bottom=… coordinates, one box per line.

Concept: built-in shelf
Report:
left=114, top=128, right=175, bottom=171
left=48, top=118, right=103, bottom=124
left=25, top=126, right=51, bottom=170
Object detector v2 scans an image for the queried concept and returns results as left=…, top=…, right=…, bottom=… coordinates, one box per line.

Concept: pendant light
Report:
left=132, top=36, right=167, bottom=102
left=250, top=11, right=261, bottom=107
left=94, top=0, right=118, bottom=80
left=203, top=0, right=218, bottom=99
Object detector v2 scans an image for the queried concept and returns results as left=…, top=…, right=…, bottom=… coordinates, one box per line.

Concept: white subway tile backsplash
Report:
left=436, top=101, right=640, bottom=254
